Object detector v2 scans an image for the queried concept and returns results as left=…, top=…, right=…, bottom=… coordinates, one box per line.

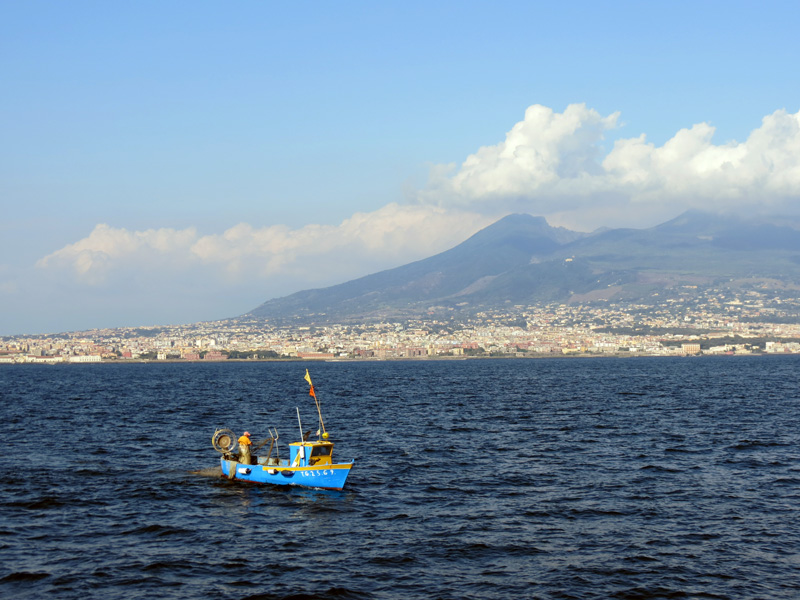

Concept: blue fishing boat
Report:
left=212, top=370, right=354, bottom=490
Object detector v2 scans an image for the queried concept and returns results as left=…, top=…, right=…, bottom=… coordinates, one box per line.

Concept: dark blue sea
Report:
left=1, top=357, right=799, bottom=600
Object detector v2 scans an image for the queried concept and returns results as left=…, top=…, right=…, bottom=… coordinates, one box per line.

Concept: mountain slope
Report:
left=248, top=214, right=582, bottom=320
left=246, top=211, right=800, bottom=323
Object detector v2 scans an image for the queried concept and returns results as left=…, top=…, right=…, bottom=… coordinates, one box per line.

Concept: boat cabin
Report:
left=289, top=441, right=335, bottom=467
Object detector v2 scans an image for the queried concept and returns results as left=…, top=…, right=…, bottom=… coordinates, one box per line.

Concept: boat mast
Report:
left=304, top=369, right=327, bottom=437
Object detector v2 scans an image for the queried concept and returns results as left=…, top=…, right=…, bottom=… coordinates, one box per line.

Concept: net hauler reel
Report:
left=212, top=428, right=236, bottom=454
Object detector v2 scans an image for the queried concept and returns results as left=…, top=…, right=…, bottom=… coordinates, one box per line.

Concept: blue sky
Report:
left=2, top=1, right=800, bottom=335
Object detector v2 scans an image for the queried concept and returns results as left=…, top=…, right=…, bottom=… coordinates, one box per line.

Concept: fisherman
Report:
left=238, top=431, right=252, bottom=465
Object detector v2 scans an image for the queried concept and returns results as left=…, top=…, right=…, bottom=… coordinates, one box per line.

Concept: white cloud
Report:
left=37, top=225, right=200, bottom=284
left=36, top=204, right=492, bottom=289
left=418, top=103, right=800, bottom=229
left=418, top=104, right=620, bottom=210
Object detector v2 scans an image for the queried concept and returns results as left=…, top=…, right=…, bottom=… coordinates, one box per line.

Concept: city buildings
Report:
left=3, top=288, right=800, bottom=363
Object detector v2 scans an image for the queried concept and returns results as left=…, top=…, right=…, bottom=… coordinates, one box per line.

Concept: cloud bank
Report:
left=15, top=103, right=800, bottom=332
left=36, top=204, right=491, bottom=288
left=420, top=103, right=800, bottom=229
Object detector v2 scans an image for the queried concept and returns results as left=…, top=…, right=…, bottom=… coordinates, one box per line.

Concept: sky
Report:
left=2, top=1, right=800, bottom=336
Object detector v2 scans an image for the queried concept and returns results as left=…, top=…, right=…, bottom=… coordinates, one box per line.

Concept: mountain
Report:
left=246, top=211, right=800, bottom=323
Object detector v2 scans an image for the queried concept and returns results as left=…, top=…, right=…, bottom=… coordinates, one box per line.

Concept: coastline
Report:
left=0, top=352, right=775, bottom=366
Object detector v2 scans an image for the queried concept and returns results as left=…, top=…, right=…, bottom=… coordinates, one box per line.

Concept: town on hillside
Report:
left=3, top=287, right=800, bottom=364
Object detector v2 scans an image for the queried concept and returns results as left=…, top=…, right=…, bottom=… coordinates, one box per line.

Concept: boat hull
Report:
left=220, top=458, right=353, bottom=490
